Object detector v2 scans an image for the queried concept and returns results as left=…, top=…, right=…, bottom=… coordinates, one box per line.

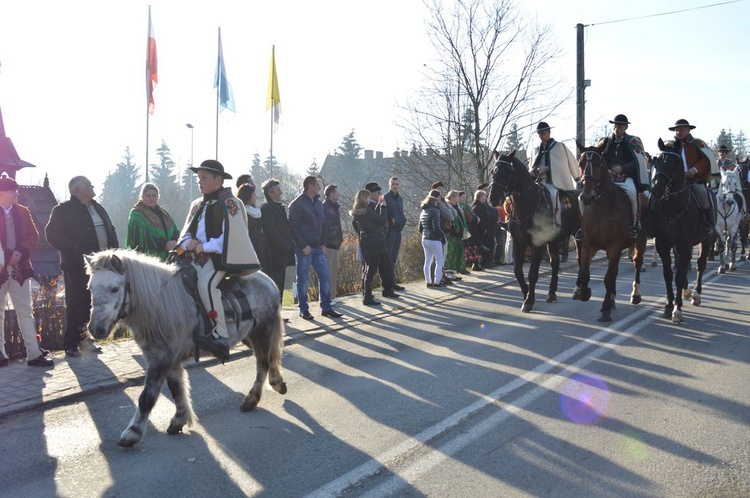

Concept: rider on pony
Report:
left=596, top=114, right=649, bottom=240
left=714, top=145, right=746, bottom=215
left=649, top=119, right=718, bottom=240
left=178, top=160, right=261, bottom=361
left=529, top=121, right=580, bottom=228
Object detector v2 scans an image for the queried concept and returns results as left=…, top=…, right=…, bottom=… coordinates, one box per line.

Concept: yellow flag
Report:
left=266, top=45, right=281, bottom=125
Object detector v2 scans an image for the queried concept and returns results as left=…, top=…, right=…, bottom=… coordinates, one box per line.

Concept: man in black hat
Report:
left=46, top=176, right=117, bottom=358
left=0, top=174, right=53, bottom=367
left=664, top=119, right=717, bottom=239
left=594, top=114, right=649, bottom=239
left=178, top=159, right=261, bottom=360
left=363, top=182, right=402, bottom=296
left=529, top=122, right=580, bottom=227
left=713, top=144, right=735, bottom=192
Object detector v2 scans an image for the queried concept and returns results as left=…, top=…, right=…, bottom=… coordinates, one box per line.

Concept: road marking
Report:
left=304, top=306, right=655, bottom=498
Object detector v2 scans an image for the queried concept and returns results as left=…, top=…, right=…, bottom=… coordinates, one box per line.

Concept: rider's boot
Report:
left=197, top=332, right=230, bottom=362
left=701, top=208, right=715, bottom=240
left=574, top=228, right=583, bottom=242
left=627, top=221, right=639, bottom=240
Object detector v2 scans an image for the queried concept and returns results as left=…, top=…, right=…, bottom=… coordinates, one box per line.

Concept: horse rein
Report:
left=491, top=158, right=546, bottom=224
left=653, top=151, right=687, bottom=201
left=580, top=151, right=603, bottom=201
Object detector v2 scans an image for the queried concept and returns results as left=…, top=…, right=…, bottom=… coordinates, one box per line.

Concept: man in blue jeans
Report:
left=288, top=175, right=343, bottom=320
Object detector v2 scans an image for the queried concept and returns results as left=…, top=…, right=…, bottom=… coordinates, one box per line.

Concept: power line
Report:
left=584, top=0, right=744, bottom=27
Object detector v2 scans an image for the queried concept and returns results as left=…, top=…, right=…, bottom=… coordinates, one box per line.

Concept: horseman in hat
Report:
left=529, top=122, right=580, bottom=227
left=596, top=114, right=649, bottom=239
left=665, top=119, right=718, bottom=239
left=714, top=144, right=736, bottom=192
left=178, top=159, right=260, bottom=360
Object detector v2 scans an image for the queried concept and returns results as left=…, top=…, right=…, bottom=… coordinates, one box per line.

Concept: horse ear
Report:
left=657, top=138, right=666, bottom=151
left=111, top=254, right=124, bottom=274
left=508, top=150, right=516, bottom=159
left=576, top=141, right=585, bottom=153
left=84, top=254, right=93, bottom=269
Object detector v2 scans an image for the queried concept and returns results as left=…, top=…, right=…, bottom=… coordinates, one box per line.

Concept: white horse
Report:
left=715, top=170, right=743, bottom=273
left=85, top=249, right=287, bottom=447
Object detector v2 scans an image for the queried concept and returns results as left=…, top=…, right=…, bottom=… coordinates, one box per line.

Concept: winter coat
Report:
left=418, top=204, right=444, bottom=242
left=322, top=198, right=343, bottom=250
left=352, top=204, right=388, bottom=258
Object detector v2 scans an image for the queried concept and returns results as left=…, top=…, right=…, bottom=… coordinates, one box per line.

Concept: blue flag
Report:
left=214, top=28, right=235, bottom=113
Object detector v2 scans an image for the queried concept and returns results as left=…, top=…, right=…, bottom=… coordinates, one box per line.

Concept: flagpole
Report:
left=215, top=27, right=220, bottom=161
left=145, top=5, right=152, bottom=182
left=269, top=104, right=274, bottom=179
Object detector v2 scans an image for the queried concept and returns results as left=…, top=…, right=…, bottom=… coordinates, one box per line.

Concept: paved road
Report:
left=0, top=249, right=748, bottom=497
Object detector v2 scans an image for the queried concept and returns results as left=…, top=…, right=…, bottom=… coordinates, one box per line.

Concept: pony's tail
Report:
left=266, top=305, right=286, bottom=395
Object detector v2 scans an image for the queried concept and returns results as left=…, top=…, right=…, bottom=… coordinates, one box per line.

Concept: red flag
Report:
left=146, top=7, right=158, bottom=115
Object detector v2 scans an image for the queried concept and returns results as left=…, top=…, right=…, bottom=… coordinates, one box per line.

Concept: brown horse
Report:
left=572, top=142, right=647, bottom=322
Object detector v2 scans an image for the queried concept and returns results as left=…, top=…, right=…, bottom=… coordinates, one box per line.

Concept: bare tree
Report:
left=397, top=0, right=568, bottom=191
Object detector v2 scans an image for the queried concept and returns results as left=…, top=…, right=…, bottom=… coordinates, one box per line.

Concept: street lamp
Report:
left=186, top=124, right=194, bottom=199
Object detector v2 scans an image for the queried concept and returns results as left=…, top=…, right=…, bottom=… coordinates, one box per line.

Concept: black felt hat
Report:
left=190, top=159, right=233, bottom=179
left=536, top=122, right=552, bottom=132
left=609, top=114, right=630, bottom=124
left=668, top=119, right=696, bottom=131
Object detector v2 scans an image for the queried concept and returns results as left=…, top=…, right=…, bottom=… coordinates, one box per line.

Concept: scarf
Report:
left=128, top=201, right=178, bottom=261
left=246, top=205, right=262, bottom=219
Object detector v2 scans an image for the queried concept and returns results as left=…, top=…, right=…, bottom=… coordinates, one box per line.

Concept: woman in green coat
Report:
left=126, top=183, right=179, bottom=261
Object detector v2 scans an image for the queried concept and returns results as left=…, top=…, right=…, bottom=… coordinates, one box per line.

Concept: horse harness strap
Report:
left=117, top=280, right=131, bottom=321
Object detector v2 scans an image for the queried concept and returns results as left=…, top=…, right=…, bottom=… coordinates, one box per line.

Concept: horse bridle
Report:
left=116, top=279, right=131, bottom=321
left=653, top=151, right=686, bottom=201
left=580, top=151, right=603, bottom=201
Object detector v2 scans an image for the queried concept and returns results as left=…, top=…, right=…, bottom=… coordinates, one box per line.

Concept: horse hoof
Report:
left=682, top=289, right=692, bottom=300
left=272, top=382, right=288, bottom=395
left=663, top=307, right=673, bottom=319
left=572, top=288, right=580, bottom=300
left=651, top=261, right=658, bottom=267
left=730, top=263, right=737, bottom=271
left=692, top=294, right=702, bottom=306
left=521, top=304, right=533, bottom=313
left=580, top=288, right=592, bottom=302
left=597, top=312, right=612, bottom=322
left=631, top=295, right=642, bottom=305
left=546, top=293, right=557, bottom=303
left=672, top=310, right=684, bottom=323
left=718, top=267, right=725, bottom=274
left=240, top=397, right=260, bottom=412
left=117, top=428, right=141, bottom=447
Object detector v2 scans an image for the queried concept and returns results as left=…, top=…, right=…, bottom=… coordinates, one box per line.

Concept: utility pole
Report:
left=576, top=23, right=590, bottom=145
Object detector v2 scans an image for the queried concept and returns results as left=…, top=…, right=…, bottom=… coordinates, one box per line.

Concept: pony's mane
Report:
left=87, top=249, right=198, bottom=344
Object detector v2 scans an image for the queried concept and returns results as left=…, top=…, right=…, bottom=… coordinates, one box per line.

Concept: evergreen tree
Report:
left=337, top=130, right=362, bottom=161
left=505, top=123, right=527, bottom=164
left=264, top=155, right=279, bottom=180
left=99, top=147, right=140, bottom=238
left=306, top=159, right=319, bottom=178
left=150, top=140, right=181, bottom=226
left=734, top=130, right=748, bottom=160
left=251, top=152, right=265, bottom=183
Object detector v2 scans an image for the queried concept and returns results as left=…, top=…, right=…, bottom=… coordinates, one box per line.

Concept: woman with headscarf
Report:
left=126, top=183, right=179, bottom=261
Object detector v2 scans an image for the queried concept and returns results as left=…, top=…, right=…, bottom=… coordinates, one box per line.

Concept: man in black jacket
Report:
left=322, top=184, right=343, bottom=302
left=259, top=179, right=295, bottom=303
left=45, top=176, right=118, bottom=357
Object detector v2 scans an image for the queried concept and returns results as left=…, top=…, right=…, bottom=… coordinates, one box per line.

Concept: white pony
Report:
left=715, top=169, right=743, bottom=273
left=86, top=249, right=287, bottom=447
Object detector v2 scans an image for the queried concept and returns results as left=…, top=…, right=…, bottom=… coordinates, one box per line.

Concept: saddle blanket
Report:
left=222, top=288, right=254, bottom=323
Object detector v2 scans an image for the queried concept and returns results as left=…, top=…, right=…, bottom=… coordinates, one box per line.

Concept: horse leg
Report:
left=657, top=239, right=675, bottom=319
left=241, top=328, right=270, bottom=412
left=266, top=309, right=287, bottom=395
left=631, top=233, right=646, bottom=305
left=513, top=244, right=529, bottom=301
left=692, top=239, right=710, bottom=307
left=522, top=249, right=543, bottom=313
left=546, top=243, right=560, bottom=303
left=651, top=241, right=658, bottom=267
left=729, top=230, right=738, bottom=271
left=119, top=361, right=170, bottom=447
left=574, top=243, right=593, bottom=302
left=598, top=249, right=620, bottom=322
left=166, top=364, right=197, bottom=435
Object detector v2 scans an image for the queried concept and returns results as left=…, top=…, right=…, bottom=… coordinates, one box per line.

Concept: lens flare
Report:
left=480, top=323, right=487, bottom=330
left=560, top=373, right=610, bottom=424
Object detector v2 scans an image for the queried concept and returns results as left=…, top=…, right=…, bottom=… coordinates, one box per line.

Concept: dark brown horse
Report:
left=489, top=151, right=580, bottom=312
left=573, top=142, right=647, bottom=322
left=650, top=139, right=714, bottom=322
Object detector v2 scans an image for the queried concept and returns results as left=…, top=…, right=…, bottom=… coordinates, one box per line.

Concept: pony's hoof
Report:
left=272, top=382, right=288, bottom=395
left=718, top=267, right=726, bottom=274
left=579, top=288, right=592, bottom=302
left=598, top=312, right=612, bottom=322
left=663, top=306, right=673, bottom=319
left=651, top=261, right=658, bottom=267
left=740, top=254, right=746, bottom=261
left=672, top=310, right=684, bottom=323
left=546, top=293, right=557, bottom=303
left=682, top=288, right=692, bottom=300
left=730, top=263, right=737, bottom=271
left=572, top=287, right=580, bottom=300
left=630, top=295, right=642, bottom=305
left=692, top=294, right=702, bottom=306
left=117, top=428, right=141, bottom=447
left=521, top=303, right=533, bottom=313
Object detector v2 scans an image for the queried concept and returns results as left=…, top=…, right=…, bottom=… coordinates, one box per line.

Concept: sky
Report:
left=1, top=0, right=748, bottom=201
